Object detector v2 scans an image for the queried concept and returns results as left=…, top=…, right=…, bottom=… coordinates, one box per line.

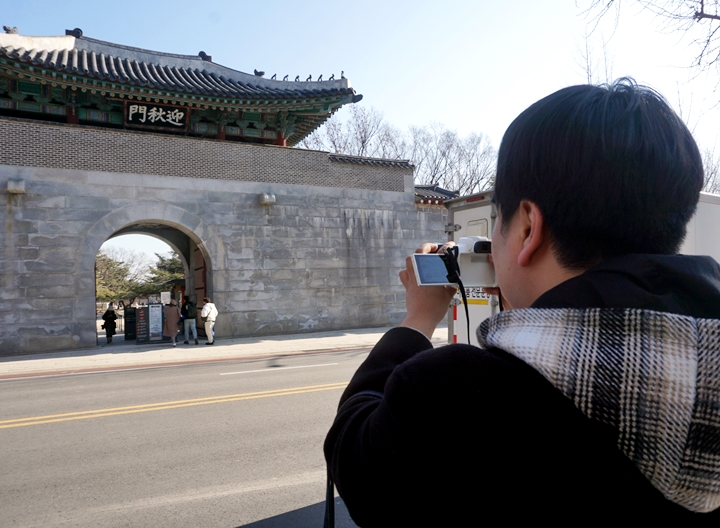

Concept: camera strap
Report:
left=443, top=247, right=472, bottom=344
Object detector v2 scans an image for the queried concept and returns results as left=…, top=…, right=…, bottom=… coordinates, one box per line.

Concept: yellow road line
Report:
left=0, top=382, right=347, bottom=429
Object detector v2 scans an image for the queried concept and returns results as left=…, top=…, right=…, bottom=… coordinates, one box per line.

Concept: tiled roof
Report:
left=414, top=184, right=459, bottom=200
left=328, top=154, right=413, bottom=168
left=0, top=33, right=356, bottom=100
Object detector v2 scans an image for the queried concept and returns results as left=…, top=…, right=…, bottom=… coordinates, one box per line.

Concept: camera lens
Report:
left=473, top=241, right=491, bottom=254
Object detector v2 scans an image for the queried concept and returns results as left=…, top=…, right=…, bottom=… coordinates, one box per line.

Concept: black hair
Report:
left=184, top=295, right=190, bottom=301
left=493, top=78, right=704, bottom=269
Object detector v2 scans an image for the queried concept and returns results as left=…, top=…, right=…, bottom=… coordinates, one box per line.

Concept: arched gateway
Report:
left=0, top=29, right=447, bottom=355
left=85, top=204, right=217, bottom=342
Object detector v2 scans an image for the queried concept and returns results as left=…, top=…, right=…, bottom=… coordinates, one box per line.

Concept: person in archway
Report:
left=181, top=295, right=199, bottom=345
left=162, top=299, right=182, bottom=347
left=200, top=297, right=218, bottom=345
left=101, top=304, right=117, bottom=344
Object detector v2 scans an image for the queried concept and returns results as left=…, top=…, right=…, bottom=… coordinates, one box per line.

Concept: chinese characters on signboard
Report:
left=125, top=102, right=188, bottom=130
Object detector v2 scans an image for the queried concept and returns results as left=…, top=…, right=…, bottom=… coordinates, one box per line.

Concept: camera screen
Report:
left=412, top=254, right=455, bottom=286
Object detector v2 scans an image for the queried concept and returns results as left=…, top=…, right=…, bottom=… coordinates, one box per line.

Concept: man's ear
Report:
left=517, top=201, right=545, bottom=268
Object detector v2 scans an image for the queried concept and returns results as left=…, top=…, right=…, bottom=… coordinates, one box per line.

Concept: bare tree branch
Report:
left=586, top=1, right=720, bottom=72
left=297, top=106, right=497, bottom=196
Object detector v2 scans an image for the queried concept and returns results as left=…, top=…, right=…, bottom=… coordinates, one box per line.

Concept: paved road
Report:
left=0, top=351, right=369, bottom=527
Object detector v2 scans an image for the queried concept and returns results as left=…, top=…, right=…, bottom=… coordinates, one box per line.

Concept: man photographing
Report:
left=324, top=79, right=720, bottom=525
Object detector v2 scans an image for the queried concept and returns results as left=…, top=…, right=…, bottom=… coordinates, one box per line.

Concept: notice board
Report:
left=135, top=304, right=165, bottom=344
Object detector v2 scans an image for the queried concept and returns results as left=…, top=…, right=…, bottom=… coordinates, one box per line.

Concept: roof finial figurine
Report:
left=341, top=71, right=345, bottom=79
left=317, top=74, right=323, bottom=82
left=306, top=74, right=312, bottom=82
left=283, top=74, right=289, bottom=81
left=3, top=26, right=18, bottom=34
left=198, top=51, right=212, bottom=61
left=329, top=73, right=335, bottom=81
left=254, top=69, right=265, bottom=77
left=271, top=73, right=276, bottom=80
left=294, top=75, right=300, bottom=82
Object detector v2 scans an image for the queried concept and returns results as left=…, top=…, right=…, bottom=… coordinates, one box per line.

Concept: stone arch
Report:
left=76, top=203, right=225, bottom=344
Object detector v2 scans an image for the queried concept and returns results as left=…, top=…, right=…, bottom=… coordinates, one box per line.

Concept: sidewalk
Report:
left=0, top=326, right=450, bottom=379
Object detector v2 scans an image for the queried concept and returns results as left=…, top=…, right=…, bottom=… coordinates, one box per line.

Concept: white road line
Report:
left=220, top=363, right=338, bottom=375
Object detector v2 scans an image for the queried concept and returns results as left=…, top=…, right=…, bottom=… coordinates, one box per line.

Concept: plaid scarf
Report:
left=477, top=308, right=720, bottom=513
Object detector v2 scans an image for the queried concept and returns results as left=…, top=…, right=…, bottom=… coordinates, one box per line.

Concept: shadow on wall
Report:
left=237, top=497, right=357, bottom=527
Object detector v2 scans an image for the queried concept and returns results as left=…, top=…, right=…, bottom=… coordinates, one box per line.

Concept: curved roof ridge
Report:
left=77, top=35, right=204, bottom=62
left=328, top=153, right=414, bottom=168
left=0, top=31, right=357, bottom=101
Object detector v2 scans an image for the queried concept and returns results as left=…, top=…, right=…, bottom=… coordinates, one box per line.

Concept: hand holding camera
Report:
left=411, top=236, right=496, bottom=288
left=399, top=243, right=458, bottom=339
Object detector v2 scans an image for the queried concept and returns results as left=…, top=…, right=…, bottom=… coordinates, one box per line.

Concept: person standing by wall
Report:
left=101, top=305, right=117, bottom=344
left=181, top=295, right=199, bottom=345
left=200, top=297, right=218, bottom=345
left=162, top=299, right=182, bottom=347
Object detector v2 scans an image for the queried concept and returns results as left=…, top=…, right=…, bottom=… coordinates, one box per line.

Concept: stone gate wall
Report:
left=0, top=117, right=447, bottom=356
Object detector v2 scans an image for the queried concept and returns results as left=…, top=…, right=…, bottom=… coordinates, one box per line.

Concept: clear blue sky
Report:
left=7, top=1, right=718, bottom=257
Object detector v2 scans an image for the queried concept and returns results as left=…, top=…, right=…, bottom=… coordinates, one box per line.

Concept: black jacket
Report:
left=324, top=254, right=720, bottom=526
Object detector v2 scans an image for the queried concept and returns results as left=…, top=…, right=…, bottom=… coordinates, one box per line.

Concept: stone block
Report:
left=201, top=200, right=237, bottom=214
left=17, top=324, right=72, bottom=338
left=227, top=299, right=269, bottom=311
left=255, top=246, right=293, bottom=259
left=24, top=195, right=67, bottom=209
left=67, top=195, right=111, bottom=210
left=27, top=234, right=80, bottom=247
left=38, top=246, right=83, bottom=263
left=14, top=234, right=28, bottom=246
left=24, top=335, right=78, bottom=354
left=30, top=180, right=79, bottom=198
left=242, top=215, right=270, bottom=227
left=22, top=260, right=75, bottom=273
left=242, top=290, right=275, bottom=301
left=179, top=210, right=202, bottom=231
left=17, top=247, right=39, bottom=260
left=26, top=297, right=74, bottom=312
left=266, top=215, right=288, bottom=227
left=46, top=209, right=110, bottom=223
left=14, top=208, right=50, bottom=221
left=0, top=336, right=21, bottom=356
left=37, top=220, right=94, bottom=235
left=17, top=273, right=74, bottom=287
left=270, top=194, right=309, bottom=207
left=226, top=270, right=255, bottom=282
left=73, top=297, right=97, bottom=319
left=264, top=279, right=304, bottom=291
left=259, top=258, right=308, bottom=270
left=6, top=220, right=38, bottom=234
left=268, top=269, right=295, bottom=281
left=239, top=309, right=278, bottom=324
left=227, top=280, right=266, bottom=292
left=25, top=285, right=76, bottom=298
left=226, top=245, right=255, bottom=259
left=226, top=259, right=260, bottom=271
left=268, top=205, right=300, bottom=217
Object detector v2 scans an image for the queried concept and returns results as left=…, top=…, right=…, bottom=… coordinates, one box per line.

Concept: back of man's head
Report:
left=493, top=78, right=704, bottom=270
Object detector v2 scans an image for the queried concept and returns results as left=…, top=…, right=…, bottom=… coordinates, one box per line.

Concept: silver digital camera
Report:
left=411, top=236, right=496, bottom=288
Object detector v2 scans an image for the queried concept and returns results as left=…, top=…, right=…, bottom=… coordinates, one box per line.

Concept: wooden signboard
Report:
left=124, top=101, right=188, bottom=132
